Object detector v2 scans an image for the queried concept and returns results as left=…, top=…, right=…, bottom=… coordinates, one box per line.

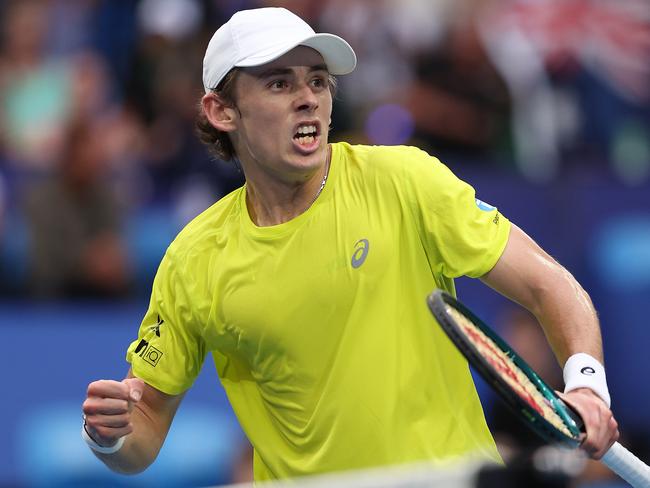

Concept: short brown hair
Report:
left=196, top=70, right=339, bottom=162
left=196, top=69, right=240, bottom=161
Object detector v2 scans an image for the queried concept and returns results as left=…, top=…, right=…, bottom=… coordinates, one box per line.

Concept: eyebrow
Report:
left=256, top=64, right=329, bottom=79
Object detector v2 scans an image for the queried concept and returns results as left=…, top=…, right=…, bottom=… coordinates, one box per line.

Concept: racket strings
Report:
left=446, top=306, right=574, bottom=437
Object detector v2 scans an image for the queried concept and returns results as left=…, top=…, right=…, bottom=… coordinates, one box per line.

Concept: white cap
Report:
left=202, top=7, right=357, bottom=93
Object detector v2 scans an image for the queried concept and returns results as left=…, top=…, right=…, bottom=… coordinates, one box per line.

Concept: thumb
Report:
left=122, top=377, right=145, bottom=403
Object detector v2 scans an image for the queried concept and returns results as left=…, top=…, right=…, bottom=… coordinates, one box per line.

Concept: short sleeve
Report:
left=126, top=250, right=206, bottom=395
left=404, top=147, right=511, bottom=278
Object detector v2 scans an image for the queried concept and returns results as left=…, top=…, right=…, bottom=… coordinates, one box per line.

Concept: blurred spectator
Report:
left=401, top=4, right=511, bottom=160
left=319, top=0, right=512, bottom=160
left=478, top=0, right=650, bottom=181
left=0, top=0, right=72, bottom=170
left=126, top=0, right=243, bottom=223
left=46, top=0, right=98, bottom=57
left=319, top=0, right=417, bottom=131
left=22, top=115, right=134, bottom=298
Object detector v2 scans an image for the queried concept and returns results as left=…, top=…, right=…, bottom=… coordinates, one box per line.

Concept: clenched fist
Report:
left=82, top=378, right=145, bottom=448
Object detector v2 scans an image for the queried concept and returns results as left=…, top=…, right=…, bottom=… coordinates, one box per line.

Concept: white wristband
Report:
left=82, top=422, right=125, bottom=454
left=563, top=352, right=611, bottom=407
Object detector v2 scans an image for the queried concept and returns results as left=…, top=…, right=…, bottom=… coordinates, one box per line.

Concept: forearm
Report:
left=523, top=263, right=602, bottom=365
left=91, top=403, right=168, bottom=474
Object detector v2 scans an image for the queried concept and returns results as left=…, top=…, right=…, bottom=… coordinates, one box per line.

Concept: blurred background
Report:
left=0, top=0, right=648, bottom=486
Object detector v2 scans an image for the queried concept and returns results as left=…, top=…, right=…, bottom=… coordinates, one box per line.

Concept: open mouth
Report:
left=293, top=123, right=319, bottom=147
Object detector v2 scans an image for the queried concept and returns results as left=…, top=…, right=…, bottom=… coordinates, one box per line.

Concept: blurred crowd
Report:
left=0, top=0, right=648, bottom=300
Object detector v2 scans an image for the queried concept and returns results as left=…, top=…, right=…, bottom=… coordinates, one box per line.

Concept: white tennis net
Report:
left=215, top=447, right=594, bottom=488
left=218, top=459, right=486, bottom=488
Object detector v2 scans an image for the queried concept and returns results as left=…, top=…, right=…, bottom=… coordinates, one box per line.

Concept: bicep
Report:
left=480, top=224, right=564, bottom=311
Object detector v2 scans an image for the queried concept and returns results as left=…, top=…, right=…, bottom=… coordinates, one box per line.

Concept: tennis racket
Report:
left=427, top=289, right=650, bottom=488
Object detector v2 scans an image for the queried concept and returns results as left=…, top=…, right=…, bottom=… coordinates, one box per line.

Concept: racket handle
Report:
left=601, top=441, right=650, bottom=488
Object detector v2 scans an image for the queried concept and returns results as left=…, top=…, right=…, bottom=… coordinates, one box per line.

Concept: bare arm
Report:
left=480, top=224, right=618, bottom=458
left=480, top=223, right=602, bottom=364
left=82, top=369, right=184, bottom=474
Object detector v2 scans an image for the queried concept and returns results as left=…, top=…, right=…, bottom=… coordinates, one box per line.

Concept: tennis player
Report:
left=82, top=7, right=619, bottom=481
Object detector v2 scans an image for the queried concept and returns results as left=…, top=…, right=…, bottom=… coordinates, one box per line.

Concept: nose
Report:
left=294, top=83, right=319, bottom=112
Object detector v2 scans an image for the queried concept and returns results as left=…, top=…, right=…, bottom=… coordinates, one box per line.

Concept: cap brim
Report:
left=235, top=33, right=356, bottom=75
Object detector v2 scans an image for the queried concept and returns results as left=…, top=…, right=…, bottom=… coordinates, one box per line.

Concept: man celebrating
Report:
left=82, top=7, right=618, bottom=482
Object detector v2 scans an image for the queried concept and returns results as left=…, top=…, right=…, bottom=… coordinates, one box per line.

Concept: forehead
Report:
left=243, top=46, right=327, bottom=77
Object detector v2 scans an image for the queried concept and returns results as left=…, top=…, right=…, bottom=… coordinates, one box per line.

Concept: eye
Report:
left=311, top=76, right=327, bottom=89
left=268, top=79, right=288, bottom=90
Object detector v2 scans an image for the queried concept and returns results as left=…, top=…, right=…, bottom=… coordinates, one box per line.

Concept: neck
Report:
left=244, top=146, right=331, bottom=227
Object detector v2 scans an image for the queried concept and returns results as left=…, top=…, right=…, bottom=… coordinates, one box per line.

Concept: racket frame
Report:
left=427, top=289, right=582, bottom=448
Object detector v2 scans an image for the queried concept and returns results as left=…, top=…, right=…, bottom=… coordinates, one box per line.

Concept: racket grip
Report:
left=601, top=442, right=650, bottom=488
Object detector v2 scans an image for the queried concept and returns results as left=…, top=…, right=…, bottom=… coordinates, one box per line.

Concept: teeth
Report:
left=297, top=125, right=317, bottom=135
left=297, top=136, right=315, bottom=145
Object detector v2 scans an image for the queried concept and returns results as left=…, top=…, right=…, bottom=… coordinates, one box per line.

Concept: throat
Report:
left=245, top=149, right=331, bottom=227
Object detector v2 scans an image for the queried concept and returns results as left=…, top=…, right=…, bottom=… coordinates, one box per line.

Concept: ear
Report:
left=201, top=92, right=238, bottom=132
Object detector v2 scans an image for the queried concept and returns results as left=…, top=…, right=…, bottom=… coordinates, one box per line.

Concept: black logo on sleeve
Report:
left=580, top=366, right=596, bottom=375
left=135, top=339, right=148, bottom=354
left=134, top=338, right=163, bottom=367
left=149, top=315, right=164, bottom=337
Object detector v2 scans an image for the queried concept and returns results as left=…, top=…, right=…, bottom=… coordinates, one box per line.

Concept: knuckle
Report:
left=112, top=414, right=129, bottom=427
left=580, top=438, right=597, bottom=453
left=81, top=398, right=92, bottom=413
left=83, top=405, right=97, bottom=416
left=94, top=425, right=115, bottom=441
left=87, top=379, right=107, bottom=396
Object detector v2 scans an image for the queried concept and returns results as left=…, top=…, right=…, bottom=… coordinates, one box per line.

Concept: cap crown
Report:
left=202, top=7, right=356, bottom=92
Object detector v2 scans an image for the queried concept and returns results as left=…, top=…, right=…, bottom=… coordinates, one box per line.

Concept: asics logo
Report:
left=351, top=239, right=370, bottom=268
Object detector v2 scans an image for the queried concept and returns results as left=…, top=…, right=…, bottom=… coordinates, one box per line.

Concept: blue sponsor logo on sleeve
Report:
left=475, top=198, right=496, bottom=212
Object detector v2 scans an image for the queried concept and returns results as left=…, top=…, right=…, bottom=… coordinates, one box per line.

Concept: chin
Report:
left=289, top=144, right=326, bottom=166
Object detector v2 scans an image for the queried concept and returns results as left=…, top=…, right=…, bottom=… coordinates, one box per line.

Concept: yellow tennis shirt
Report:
left=127, top=142, right=511, bottom=480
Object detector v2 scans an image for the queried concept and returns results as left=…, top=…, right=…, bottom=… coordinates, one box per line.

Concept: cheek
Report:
left=239, top=107, right=287, bottom=144
left=322, top=96, right=333, bottom=124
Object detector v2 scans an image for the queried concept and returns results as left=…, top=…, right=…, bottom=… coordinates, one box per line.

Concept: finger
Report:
left=122, top=377, right=145, bottom=403
left=82, top=397, right=130, bottom=416
left=558, top=391, right=602, bottom=454
left=87, top=413, right=131, bottom=429
left=609, top=417, right=620, bottom=442
left=579, top=408, right=617, bottom=459
left=592, top=416, right=620, bottom=459
left=87, top=380, right=131, bottom=401
left=87, top=423, right=133, bottom=445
